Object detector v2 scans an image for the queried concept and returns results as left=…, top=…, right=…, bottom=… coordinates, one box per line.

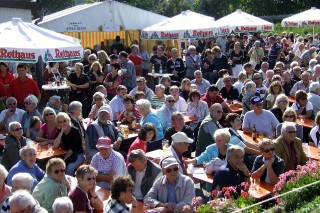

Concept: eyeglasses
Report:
left=11, top=127, right=23, bottom=132
left=166, top=167, right=179, bottom=173
left=59, top=120, right=67, bottom=124
left=45, top=113, right=54, bottom=117
left=284, top=115, right=294, bottom=118
left=167, top=100, right=175, bottom=103
left=8, top=103, right=16, bottom=106
left=53, top=169, right=66, bottom=174
left=287, top=130, right=297, bottom=134
left=253, top=77, right=262, bottom=80
left=263, top=147, right=275, bottom=153
left=24, top=102, right=32, bottom=105
left=86, top=176, right=96, bottom=181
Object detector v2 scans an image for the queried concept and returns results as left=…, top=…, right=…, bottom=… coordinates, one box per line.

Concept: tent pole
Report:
left=313, top=26, right=315, bottom=45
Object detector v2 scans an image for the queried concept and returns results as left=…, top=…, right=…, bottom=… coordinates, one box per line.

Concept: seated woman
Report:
left=271, top=94, right=289, bottom=123
left=251, top=139, right=285, bottom=184
left=186, top=128, right=231, bottom=165
left=310, top=111, right=320, bottom=147
left=26, top=116, right=42, bottom=141
left=37, top=107, right=58, bottom=145
left=179, top=78, right=192, bottom=101
left=276, top=108, right=303, bottom=140
left=88, top=92, right=107, bottom=120
left=119, top=94, right=141, bottom=122
left=1, top=121, right=26, bottom=171
left=32, top=158, right=70, bottom=213
left=69, top=165, right=103, bottom=213
left=266, top=81, right=284, bottom=110
left=53, top=112, right=85, bottom=176
left=160, top=76, right=172, bottom=95
left=292, top=90, right=314, bottom=119
left=21, top=94, right=42, bottom=134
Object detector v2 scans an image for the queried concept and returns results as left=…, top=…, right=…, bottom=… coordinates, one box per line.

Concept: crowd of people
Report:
left=0, top=31, right=319, bottom=212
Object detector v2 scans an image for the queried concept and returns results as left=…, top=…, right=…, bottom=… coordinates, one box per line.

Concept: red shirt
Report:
left=105, top=73, right=122, bottom=95
left=119, top=107, right=141, bottom=121
left=0, top=82, right=6, bottom=97
left=0, top=72, right=14, bottom=88
left=126, top=137, right=146, bottom=165
left=201, top=93, right=224, bottom=108
left=128, top=54, right=142, bottom=76
left=7, top=77, right=40, bottom=107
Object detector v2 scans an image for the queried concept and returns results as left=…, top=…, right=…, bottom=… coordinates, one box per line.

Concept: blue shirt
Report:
left=166, top=180, right=178, bottom=203
left=140, top=112, right=164, bottom=141
left=7, top=160, right=45, bottom=191
left=196, top=144, right=231, bottom=165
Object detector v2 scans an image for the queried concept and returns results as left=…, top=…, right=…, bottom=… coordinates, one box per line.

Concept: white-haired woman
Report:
left=186, top=45, right=201, bottom=80
left=248, top=40, right=264, bottom=70
left=0, top=165, right=11, bottom=207
left=52, top=197, right=73, bottom=213
left=37, top=107, right=58, bottom=145
left=53, top=112, right=84, bottom=176
left=21, top=94, right=42, bottom=134
left=270, top=94, right=289, bottom=123
left=68, top=101, right=85, bottom=146
left=308, top=82, right=320, bottom=116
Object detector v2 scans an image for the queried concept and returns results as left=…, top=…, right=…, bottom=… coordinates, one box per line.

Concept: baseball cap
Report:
left=250, top=96, right=263, bottom=104
left=161, top=157, right=179, bottom=169
left=96, top=136, right=112, bottom=149
left=98, top=105, right=111, bottom=114
left=171, top=132, right=193, bottom=143
left=136, top=76, right=146, bottom=82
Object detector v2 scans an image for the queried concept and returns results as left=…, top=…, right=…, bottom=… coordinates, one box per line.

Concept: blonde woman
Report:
left=248, top=40, right=264, bottom=70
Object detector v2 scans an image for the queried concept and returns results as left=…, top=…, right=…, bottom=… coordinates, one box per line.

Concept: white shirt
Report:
left=134, top=167, right=146, bottom=200
left=174, top=97, right=188, bottom=113
left=0, top=108, right=25, bottom=130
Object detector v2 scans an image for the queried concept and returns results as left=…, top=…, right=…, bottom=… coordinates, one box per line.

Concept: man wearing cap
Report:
left=127, top=149, right=162, bottom=201
left=86, top=106, right=123, bottom=161
left=242, top=96, right=279, bottom=138
left=144, top=157, right=195, bottom=211
left=156, top=95, right=177, bottom=131
left=91, top=136, right=127, bottom=190
left=212, top=145, right=250, bottom=191
left=160, top=132, right=193, bottom=175
left=129, top=76, right=155, bottom=101
left=196, top=103, right=223, bottom=157
left=109, top=85, right=127, bottom=121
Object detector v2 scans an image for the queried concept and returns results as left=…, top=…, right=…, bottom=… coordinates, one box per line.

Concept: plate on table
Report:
left=0, top=134, right=6, bottom=140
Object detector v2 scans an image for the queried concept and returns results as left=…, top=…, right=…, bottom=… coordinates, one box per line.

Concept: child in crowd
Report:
left=121, top=110, right=137, bottom=131
left=27, top=116, right=42, bottom=140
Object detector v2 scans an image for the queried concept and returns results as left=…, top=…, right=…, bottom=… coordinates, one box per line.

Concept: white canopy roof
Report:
left=281, top=7, right=320, bottom=27
left=141, top=10, right=217, bottom=40
left=35, top=1, right=168, bottom=32
left=0, top=18, right=83, bottom=63
left=215, top=9, right=274, bottom=34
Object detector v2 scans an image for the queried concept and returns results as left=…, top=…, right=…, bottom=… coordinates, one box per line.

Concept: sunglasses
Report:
left=24, top=102, right=32, bottom=105
left=263, top=147, right=275, bottom=153
left=284, top=115, right=294, bottom=118
left=254, top=77, right=262, bottom=80
left=168, top=100, right=175, bottom=103
left=53, top=169, right=65, bottom=174
left=166, top=167, right=179, bottom=173
left=287, top=130, right=297, bottom=134
left=59, top=119, right=67, bottom=124
left=86, top=176, right=96, bottom=181
left=11, top=127, right=23, bottom=132
left=45, top=113, right=54, bottom=116
left=8, top=103, right=16, bottom=106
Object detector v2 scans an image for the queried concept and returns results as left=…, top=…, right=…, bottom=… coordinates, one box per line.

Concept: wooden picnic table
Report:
left=302, top=143, right=320, bottom=161
left=296, top=118, right=315, bottom=129
left=288, top=96, right=295, bottom=103
left=229, top=103, right=243, bottom=113
left=248, top=180, right=275, bottom=200
left=35, top=143, right=68, bottom=160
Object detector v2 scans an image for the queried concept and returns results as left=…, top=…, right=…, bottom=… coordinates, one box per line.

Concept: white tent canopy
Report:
left=141, top=10, right=217, bottom=40
left=215, top=9, right=274, bottom=34
left=281, top=7, right=320, bottom=27
left=35, top=1, right=168, bottom=32
left=0, top=18, right=83, bottom=63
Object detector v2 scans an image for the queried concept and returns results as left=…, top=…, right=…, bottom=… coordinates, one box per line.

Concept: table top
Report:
left=148, top=73, right=173, bottom=77
left=248, top=180, right=275, bottom=200
left=42, top=84, right=70, bottom=90
left=288, top=96, right=295, bottom=103
left=229, top=104, right=243, bottom=113
left=146, top=149, right=164, bottom=164
left=238, top=131, right=258, bottom=144
left=302, top=143, right=320, bottom=161
left=187, top=164, right=214, bottom=184
left=296, top=118, right=315, bottom=129
left=35, top=143, right=68, bottom=160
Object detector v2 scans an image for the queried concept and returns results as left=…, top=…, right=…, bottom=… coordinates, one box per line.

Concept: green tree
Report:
left=42, top=0, right=75, bottom=15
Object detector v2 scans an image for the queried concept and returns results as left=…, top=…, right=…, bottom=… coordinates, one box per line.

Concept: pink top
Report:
left=40, top=123, right=58, bottom=140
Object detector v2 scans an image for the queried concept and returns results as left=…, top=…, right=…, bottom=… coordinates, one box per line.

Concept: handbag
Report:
left=204, top=158, right=226, bottom=174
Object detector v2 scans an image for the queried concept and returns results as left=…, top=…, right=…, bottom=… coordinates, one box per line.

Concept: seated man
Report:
left=201, top=84, right=232, bottom=112
left=129, top=76, right=155, bottom=101
left=151, top=84, right=166, bottom=109
left=220, top=75, right=239, bottom=103
left=290, top=71, right=311, bottom=97
left=86, top=106, right=123, bottom=161
left=191, top=70, right=210, bottom=95
left=274, top=122, right=308, bottom=172
left=109, top=85, right=127, bottom=122
left=212, top=145, right=250, bottom=191
left=0, top=97, right=25, bottom=130
left=156, top=95, right=177, bottom=131
left=91, top=137, right=127, bottom=190
left=47, top=95, right=68, bottom=114
left=127, top=149, right=162, bottom=201
left=7, top=145, right=45, bottom=191
left=160, top=132, right=193, bottom=175
left=242, top=96, right=279, bottom=138
left=144, top=157, right=195, bottom=212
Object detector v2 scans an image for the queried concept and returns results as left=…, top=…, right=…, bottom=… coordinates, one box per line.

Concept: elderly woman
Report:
left=0, top=165, right=11, bottom=207
left=7, top=145, right=45, bottom=190
left=1, top=121, right=26, bottom=171
left=67, top=62, right=90, bottom=117
left=270, top=94, right=289, bottom=123
left=186, top=128, right=231, bottom=165
left=274, top=122, right=308, bottom=172
left=308, top=82, right=320, bottom=116
left=119, top=94, right=141, bottom=122
left=251, top=139, right=285, bottom=184
left=32, top=158, right=70, bottom=213
left=37, top=107, right=58, bottom=145
left=248, top=40, right=264, bottom=70
left=53, top=112, right=84, bottom=176
left=310, top=112, right=320, bottom=147
left=104, top=62, right=122, bottom=100
left=292, top=90, right=314, bottom=119
left=68, top=101, right=85, bottom=145
left=88, top=92, right=107, bottom=120
left=233, top=71, right=247, bottom=94
left=179, top=78, right=192, bottom=101
left=52, top=197, right=73, bottom=213
left=240, top=81, right=256, bottom=120
left=136, top=99, right=163, bottom=151
left=186, top=89, right=209, bottom=132
left=276, top=108, right=303, bottom=139
left=21, top=94, right=42, bottom=134
left=1, top=172, right=34, bottom=213
left=186, top=45, right=201, bottom=80
left=69, top=165, right=103, bottom=213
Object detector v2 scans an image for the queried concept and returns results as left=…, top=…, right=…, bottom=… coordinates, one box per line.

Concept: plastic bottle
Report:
left=252, top=124, right=257, bottom=140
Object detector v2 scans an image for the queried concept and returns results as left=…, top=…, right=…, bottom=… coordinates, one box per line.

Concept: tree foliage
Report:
left=41, top=0, right=75, bottom=15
